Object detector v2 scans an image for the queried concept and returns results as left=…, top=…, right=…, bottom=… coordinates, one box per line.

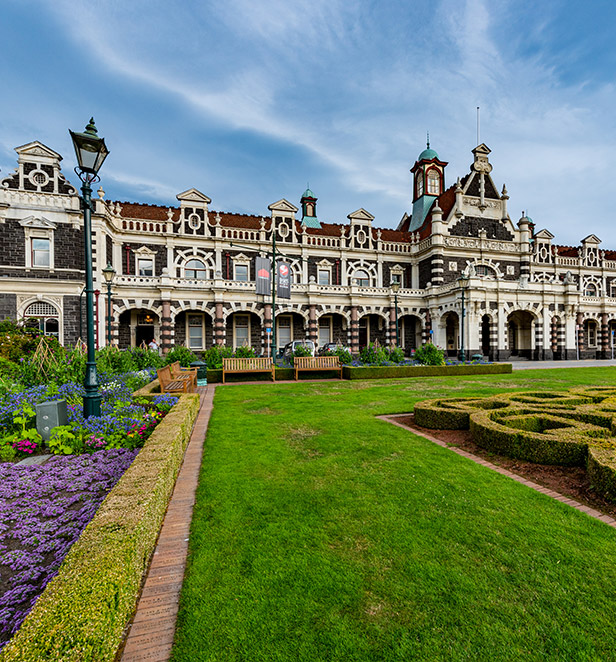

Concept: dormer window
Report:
left=427, top=169, right=440, bottom=195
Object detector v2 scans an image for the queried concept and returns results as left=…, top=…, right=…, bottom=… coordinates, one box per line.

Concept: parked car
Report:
left=282, top=340, right=316, bottom=360
left=318, top=342, right=351, bottom=356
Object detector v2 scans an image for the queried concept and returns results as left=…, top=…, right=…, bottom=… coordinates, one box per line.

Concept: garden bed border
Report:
left=0, top=390, right=200, bottom=662
left=205, top=363, right=512, bottom=383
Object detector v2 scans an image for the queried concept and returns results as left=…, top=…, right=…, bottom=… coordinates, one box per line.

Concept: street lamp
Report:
left=70, top=118, right=109, bottom=418
left=458, top=275, right=469, bottom=363
left=102, top=263, right=116, bottom=347
left=391, top=281, right=400, bottom=346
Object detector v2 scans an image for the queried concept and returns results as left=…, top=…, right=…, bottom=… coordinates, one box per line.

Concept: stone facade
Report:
left=1, top=138, right=616, bottom=361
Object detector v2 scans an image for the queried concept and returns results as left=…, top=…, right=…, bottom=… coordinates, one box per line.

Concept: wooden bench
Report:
left=294, top=356, right=342, bottom=381
left=157, top=365, right=195, bottom=393
left=222, top=357, right=275, bottom=383
left=170, top=361, right=198, bottom=390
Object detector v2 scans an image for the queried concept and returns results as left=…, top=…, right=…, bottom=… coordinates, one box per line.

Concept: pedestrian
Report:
left=148, top=338, right=159, bottom=353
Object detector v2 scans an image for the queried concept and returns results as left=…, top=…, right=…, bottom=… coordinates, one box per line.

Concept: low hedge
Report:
left=412, top=388, right=616, bottom=502
left=0, top=391, right=200, bottom=662
left=343, top=363, right=512, bottom=380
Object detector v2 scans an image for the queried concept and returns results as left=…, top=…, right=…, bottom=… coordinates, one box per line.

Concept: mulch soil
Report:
left=394, top=414, right=616, bottom=520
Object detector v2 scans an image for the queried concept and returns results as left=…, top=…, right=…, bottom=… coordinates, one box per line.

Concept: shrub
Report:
left=387, top=346, right=405, bottom=364
left=414, top=343, right=445, bottom=366
left=360, top=342, right=389, bottom=365
left=290, top=344, right=313, bottom=366
left=335, top=346, right=353, bottom=365
left=234, top=345, right=256, bottom=359
left=203, top=345, right=233, bottom=369
left=165, top=345, right=199, bottom=367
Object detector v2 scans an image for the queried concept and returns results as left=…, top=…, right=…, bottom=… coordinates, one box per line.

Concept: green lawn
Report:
left=172, top=368, right=616, bottom=662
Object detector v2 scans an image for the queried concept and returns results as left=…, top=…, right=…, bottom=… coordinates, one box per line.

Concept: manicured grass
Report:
left=172, top=368, right=616, bottom=661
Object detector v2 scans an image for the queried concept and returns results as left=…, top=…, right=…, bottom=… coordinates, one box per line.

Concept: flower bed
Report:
left=0, top=450, right=138, bottom=650
left=0, top=370, right=178, bottom=460
left=413, top=387, right=616, bottom=501
left=0, top=392, right=199, bottom=662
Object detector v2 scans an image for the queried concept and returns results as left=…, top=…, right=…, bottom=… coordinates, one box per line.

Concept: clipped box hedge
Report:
left=0, top=392, right=200, bottom=662
left=412, top=388, right=616, bottom=503
left=343, top=363, right=512, bottom=380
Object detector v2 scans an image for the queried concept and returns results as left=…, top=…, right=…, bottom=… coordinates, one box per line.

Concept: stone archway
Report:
left=507, top=310, right=534, bottom=358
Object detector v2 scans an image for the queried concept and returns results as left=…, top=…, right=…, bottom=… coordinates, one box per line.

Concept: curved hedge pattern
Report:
left=413, top=387, right=616, bottom=501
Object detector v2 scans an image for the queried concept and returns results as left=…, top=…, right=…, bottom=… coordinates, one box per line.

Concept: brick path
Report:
left=380, top=414, right=616, bottom=528
left=120, top=385, right=216, bottom=662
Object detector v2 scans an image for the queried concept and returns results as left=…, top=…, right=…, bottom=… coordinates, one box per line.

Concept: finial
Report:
left=85, top=117, right=99, bottom=137
left=426, top=131, right=430, bottom=149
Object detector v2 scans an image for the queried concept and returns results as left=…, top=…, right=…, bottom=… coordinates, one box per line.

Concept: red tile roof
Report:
left=556, top=245, right=579, bottom=257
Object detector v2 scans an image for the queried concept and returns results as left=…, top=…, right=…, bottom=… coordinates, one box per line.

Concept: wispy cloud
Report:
left=4, top=0, right=616, bottom=242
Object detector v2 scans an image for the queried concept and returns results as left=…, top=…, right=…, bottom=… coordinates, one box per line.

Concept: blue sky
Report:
left=1, top=0, right=615, bottom=245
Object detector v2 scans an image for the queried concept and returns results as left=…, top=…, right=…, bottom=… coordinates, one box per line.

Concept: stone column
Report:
left=576, top=311, right=584, bottom=357
left=601, top=312, right=609, bottom=359
left=215, top=302, right=225, bottom=345
left=350, top=306, right=359, bottom=354
left=389, top=306, right=396, bottom=347
left=308, top=305, right=318, bottom=346
left=160, top=300, right=172, bottom=354
left=422, top=311, right=432, bottom=345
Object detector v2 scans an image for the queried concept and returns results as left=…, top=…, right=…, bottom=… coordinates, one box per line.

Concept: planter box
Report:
left=343, top=363, right=513, bottom=380
left=0, top=390, right=200, bottom=662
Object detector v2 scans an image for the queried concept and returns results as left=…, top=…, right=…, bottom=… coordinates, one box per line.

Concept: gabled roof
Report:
left=534, top=229, right=554, bottom=240
left=347, top=208, right=374, bottom=223
left=176, top=188, right=211, bottom=205
left=15, top=141, right=62, bottom=161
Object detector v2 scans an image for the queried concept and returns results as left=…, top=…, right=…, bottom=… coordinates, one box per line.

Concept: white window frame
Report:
left=277, top=315, right=292, bottom=349
left=22, top=301, right=61, bottom=342
left=354, top=270, right=371, bottom=287
left=185, top=258, right=207, bottom=280
left=186, top=313, right=205, bottom=350
left=233, top=314, right=251, bottom=349
left=427, top=169, right=440, bottom=195
left=318, top=268, right=331, bottom=285
left=233, top=254, right=250, bottom=282
left=586, top=321, right=598, bottom=348
left=318, top=316, right=332, bottom=347
left=137, top=258, right=154, bottom=277
left=31, top=237, right=51, bottom=268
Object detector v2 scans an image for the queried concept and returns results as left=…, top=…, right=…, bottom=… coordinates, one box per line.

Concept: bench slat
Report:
left=222, top=357, right=275, bottom=383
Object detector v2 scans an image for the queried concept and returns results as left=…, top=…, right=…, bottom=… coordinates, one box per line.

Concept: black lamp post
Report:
left=102, top=263, right=116, bottom=347
left=458, top=275, right=469, bottom=363
left=391, top=281, right=400, bottom=346
left=70, top=118, right=109, bottom=418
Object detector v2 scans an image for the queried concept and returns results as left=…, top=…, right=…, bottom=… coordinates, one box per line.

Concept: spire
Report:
left=426, top=131, right=430, bottom=150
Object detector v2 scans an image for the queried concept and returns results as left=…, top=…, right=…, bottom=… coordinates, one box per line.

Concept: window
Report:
left=427, top=170, right=440, bottom=195
left=138, top=258, right=154, bottom=276
left=185, top=259, right=207, bottom=280
left=23, top=302, right=59, bottom=338
left=277, top=316, right=292, bottom=349
left=234, top=315, right=250, bottom=348
left=584, top=283, right=597, bottom=296
left=187, top=314, right=204, bottom=349
left=476, top=265, right=495, bottom=277
left=586, top=321, right=598, bottom=348
left=391, top=273, right=401, bottom=285
left=235, top=264, right=249, bottom=281
left=354, top=270, right=370, bottom=287
left=31, top=238, right=50, bottom=267
left=318, top=269, right=330, bottom=285
left=318, top=317, right=331, bottom=346
left=416, top=173, right=424, bottom=197
left=611, top=283, right=616, bottom=299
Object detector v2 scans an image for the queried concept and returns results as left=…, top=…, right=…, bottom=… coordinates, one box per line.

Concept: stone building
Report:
left=1, top=138, right=614, bottom=361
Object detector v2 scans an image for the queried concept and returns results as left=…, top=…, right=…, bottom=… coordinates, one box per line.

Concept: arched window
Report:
left=427, top=169, right=440, bottom=195
left=185, top=259, right=207, bottom=280
left=584, top=282, right=597, bottom=296
left=354, top=270, right=371, bottom=287
left=476, top=265, right=495, bottom=278
left=23, top=302, right=59, bottom=338
left=416, top=173, right=424, bottom=197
